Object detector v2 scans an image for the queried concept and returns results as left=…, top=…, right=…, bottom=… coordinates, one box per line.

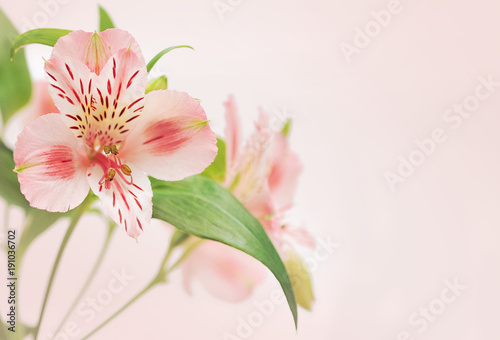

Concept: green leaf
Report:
left=201, top=137, right=226, bottom=183
left=146, top=75, right=167, bottom=93
left=98, top=6, right=115, bottom=31
left=0, top=9, right=32, bottom=124
left=284, top=249, right=315, bottom=311
left=169, top=230, right=190, bottom=249
left=10, top=28, right=72, bottom=58
left=0, top=141, right=29, bottom=209
left=0, top=320, right=7, bottom=338
left=151, top=175, right=298, bottom=327
left=147, top=45, right=194, bottom=72
left=16, top=193, right=96, bottom=261
left=17, top=209, right=69, bottom=261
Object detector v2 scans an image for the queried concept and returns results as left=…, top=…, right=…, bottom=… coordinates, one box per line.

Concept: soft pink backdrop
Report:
left=1, top=0, right=500, bottom=339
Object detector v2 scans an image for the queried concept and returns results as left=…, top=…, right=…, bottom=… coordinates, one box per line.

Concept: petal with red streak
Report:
left=121, top=90, right=217, bottom=181
left=14, top=114, right=89, bottom=212
left=87, top=47, right=147, bottom=146
left=87, top=163, right=152, bottom=239
left=44, top=56, right=94, bottom=142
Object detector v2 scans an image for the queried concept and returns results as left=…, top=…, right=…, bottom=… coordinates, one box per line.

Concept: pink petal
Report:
left=32, top=80, right=59, bottom=118
left=46, top=47, right=147, bottom=147
left=87, top=163, right=152, bottom=239
left=286, top=227, right=316, bottom=249
left=120, top=90, right=217, bottom=181
left=14, top=114, right=89, bottom=212
left=51, top=29, right=144, bottom=75
left=268, top=132, right=302, bottom=212
left=182, top=241, right=267, bottom=302
left=229, top=111, right=273, bottom=217
left=86, top=47, right=147, bottom=145
left=99, top=29, right=145, bottom=65
left=44, top=56, right=93, bottom=140
left=242, top=189, right=274, bottom=228
left=223, top=95, right=242, bottom=174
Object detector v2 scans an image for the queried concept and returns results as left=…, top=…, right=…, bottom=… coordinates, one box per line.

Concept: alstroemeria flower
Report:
left=183, top=95, right=313, bottom=301
left=182, top=240, right=267, bottom=302
left=224, top=95, right=313, bottom=252
left=14, top=29, right=217, bottom=238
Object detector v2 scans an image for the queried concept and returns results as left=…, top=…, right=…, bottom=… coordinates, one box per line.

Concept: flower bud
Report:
left=284, top=249, right=315, bottom=311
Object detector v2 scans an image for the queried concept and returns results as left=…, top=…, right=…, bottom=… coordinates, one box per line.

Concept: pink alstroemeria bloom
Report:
left=223, top=95, right=314, bottom=252
left=14, top=29, right=217, bottom=238
left=182, top=240, right=267, bottom=302
left=183, top=95, right=313, bottom=301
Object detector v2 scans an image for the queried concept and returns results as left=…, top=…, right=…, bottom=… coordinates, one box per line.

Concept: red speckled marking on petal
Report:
left=65, top=63, right=74, bottom=80
left=127, top=70, right=140, bottom=89
left=39, top=145, right=75, bottom=179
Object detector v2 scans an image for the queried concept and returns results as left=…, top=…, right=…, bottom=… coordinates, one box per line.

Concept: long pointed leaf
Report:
left=98, top=6, right=115, bottom=31
left=147, top=45, right=194, bottom=72
left=0, top=9, right=32, bottom=123
left=0, top=141, right=29, bottom=209
left=151, top=176, right=298, bottom=327
left=10, top=28, right=72, bottom=58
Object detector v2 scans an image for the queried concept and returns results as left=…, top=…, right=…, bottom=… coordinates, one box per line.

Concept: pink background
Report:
left=1, top=0, right=500, bottom=339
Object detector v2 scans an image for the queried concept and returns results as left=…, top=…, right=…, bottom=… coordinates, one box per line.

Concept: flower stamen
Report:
left=103, top=144, right=119, bottom=155
left=101, top=168, right=116, bottom=189
left=121, top=164, right=132, bottom=176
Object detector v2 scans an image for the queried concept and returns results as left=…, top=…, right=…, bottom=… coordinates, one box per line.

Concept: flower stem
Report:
left=3, top=202, right=10, bottom=246
left=0, top=320, right=7, bottom=339
left=80, top=280, right=156, bottom=340
left=33, top=199, right=91, bottom=340
left=79, top=233, right=204, bottom=339
left=51, top=220, right=115, bottom=337
left=165, top=238, right=204, bottom=275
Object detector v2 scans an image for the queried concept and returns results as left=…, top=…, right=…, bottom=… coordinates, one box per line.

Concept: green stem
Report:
left=33, top=200, right=91, bottom=340
left=51, top=221, right=115, bottom=337
left=79, top=234, right=203, bottom=340
left=0, top=320, right=7, bottom=339
left=165, top=238, right=204, bottom=275
left=158, top=230, right=190, bottom=273
left=12, top=212, right=36, bottom=340
left=3, top=203, right=9, bottom=238
left=80, top=280, right=156, bottom=340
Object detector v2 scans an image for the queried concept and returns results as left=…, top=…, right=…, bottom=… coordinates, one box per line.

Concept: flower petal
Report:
left=87, top=163, right=152, bottom=239
left=120, top=90, right=217, bottom=181
left=268, top=132, right=302, bottom=212
left=46, top=47, right=147, bottom=148
left=285, top=227, right=316, bottom=249
left=223, top=95, right=241, bottom=175
left=230, top=111, right=273, bottom=215
left=87, top=47, right=147, bottom=145
left=182, top=241, right=267, bottom=302
left=13, top=114, right=89, bottom=212
left=32, top=80, right=59, bottom=118
left=51, top=29, right=145, bottom=75
left=45, top=56, right=93, bottom=141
